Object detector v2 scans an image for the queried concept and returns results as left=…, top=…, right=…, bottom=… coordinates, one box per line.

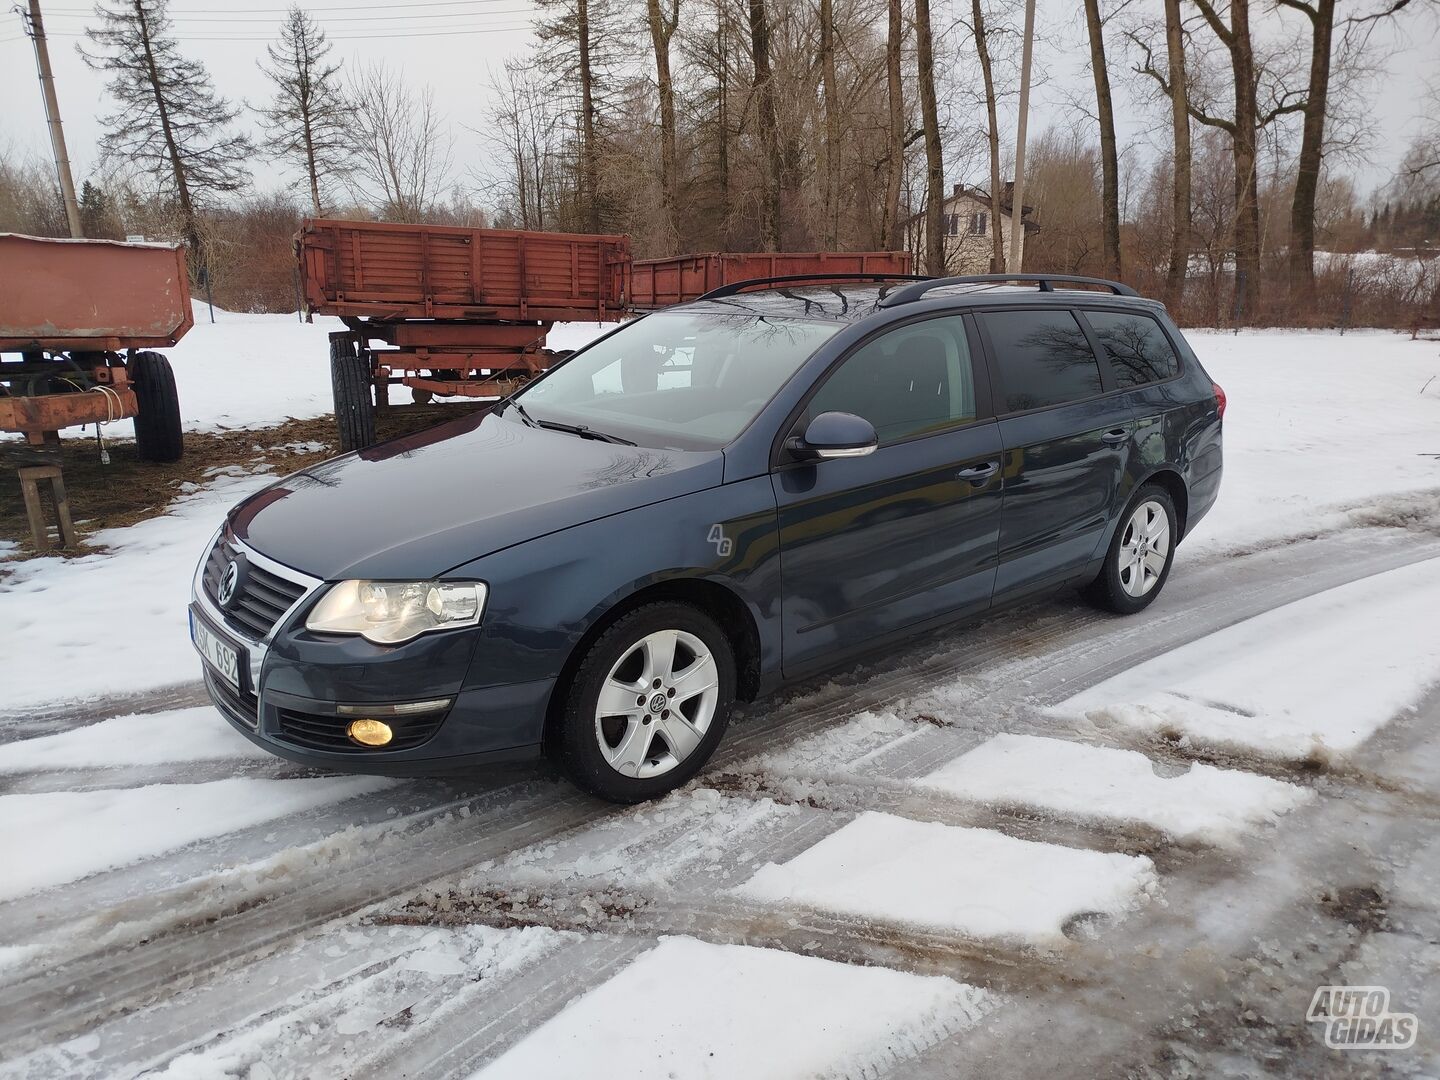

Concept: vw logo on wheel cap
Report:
left=217, top=560, right=241, bottom=607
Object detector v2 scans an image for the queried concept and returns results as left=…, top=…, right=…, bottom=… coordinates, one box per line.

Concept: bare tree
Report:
left=1189, top=0, right=1264, bottom=317
left=1083, top=0, right=1121, bottom=278
left=1278, top=0, right=1335, bottom=298
left=748, top=0, right=783, bottom=249
left=482, top=59, right=565, bottom=230
left=1163, top=0, right=1191, bottom=301
left=345, top=63, right=453, bottom=223
left=258, top=5, right=349, bottom=217
left=819, top=0, right=840, bottom=246
left=645, top=0, right=681, bottom=235
left=883, top=0, right=906, bottom=249
left=82, top=0, right=252, bottom=261
left=969, top=0, right=1006, bottom=272
left=534, top=0, right=621, bottom=232
left=915, top=0, right=945, bottom=273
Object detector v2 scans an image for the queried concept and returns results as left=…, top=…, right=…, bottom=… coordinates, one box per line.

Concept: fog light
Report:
left=347, top=719, right=393, bottom=747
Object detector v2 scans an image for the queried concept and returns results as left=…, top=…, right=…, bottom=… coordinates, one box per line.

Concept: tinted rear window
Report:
left=982, top=310, right=1102, bottom=412
left=1085, top=311, right=1180, bottom=388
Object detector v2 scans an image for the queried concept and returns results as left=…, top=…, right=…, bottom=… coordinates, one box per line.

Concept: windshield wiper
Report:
left=506, top=399, right=540, bottom=428
left=535, top=418, right=637, bottom=446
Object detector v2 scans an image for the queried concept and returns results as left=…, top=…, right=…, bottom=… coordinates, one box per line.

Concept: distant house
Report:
left=906, top=182, right=1039, bottom=274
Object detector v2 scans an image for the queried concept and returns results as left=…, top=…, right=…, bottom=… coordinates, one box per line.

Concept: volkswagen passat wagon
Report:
left=191, top=274, right=1224, bottom=802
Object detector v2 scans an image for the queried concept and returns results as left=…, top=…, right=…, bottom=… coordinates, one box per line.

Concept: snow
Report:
left=735, top=811, right=1159, bottom=946
left=919, top=733, right=1313, bottom=845
left=0, top=706, right=269, bottom=772
left=474, top=936, right=993, bottom=1080
left=139, top=925, right=568, bottom=1080
left=0, top=775, right=393, bottom=901
left=1054, top=556, right=1440, bottom=762
left=473, top=787, right=805, bottom=890
left=1182, top=329, right=1440, bottom=557
left=0, top=470, right=270, bottom=710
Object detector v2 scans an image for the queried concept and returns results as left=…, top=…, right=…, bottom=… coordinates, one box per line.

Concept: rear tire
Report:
left=556, top=602, right=736, bottom=803
left=330, top=334, right=375, bottom=452
left=1083, top=485, right=1178, bottom=615
left=130, top=351, right=183, bottom=462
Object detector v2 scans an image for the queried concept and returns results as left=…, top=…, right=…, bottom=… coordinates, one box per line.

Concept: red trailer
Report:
left=298, top=219, right=631, bottom=450
left=0, top=233, right=188, bottom=460
left=298, top=219, right=916, bottom=451
left=627, top=251, right=914, bottom=308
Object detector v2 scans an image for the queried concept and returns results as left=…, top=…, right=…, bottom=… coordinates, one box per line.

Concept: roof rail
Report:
left=695, top=272, right=930, bottom=301
left=877, top=273, right=1138, bottom=307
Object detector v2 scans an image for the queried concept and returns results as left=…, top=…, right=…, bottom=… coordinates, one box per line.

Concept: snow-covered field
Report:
left=1, top=319, right=1440, bottom=1077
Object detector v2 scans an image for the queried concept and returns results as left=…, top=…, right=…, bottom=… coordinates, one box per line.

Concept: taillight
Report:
left=1213, top=382, right=1226, bottom=419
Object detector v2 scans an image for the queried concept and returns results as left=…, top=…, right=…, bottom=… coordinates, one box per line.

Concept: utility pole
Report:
left=1008, top=0, right=1036, bottom=273
left=21, top=0, right=84, bottom=238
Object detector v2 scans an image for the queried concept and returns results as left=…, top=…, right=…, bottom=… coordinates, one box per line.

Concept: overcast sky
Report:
left=1, top=0, right=1435, bottom=207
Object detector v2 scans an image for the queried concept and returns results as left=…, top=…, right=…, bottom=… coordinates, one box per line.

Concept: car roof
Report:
left=670, top=281, right=1168, bottom=324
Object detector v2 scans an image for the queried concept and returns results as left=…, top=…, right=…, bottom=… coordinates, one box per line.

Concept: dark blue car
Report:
left=191, top=274, right=1224, bottom=802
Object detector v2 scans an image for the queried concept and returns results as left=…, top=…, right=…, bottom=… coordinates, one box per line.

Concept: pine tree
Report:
left=78, top=179, right=125, bottom=239
left=82, top=0, right=252, bottom=263
left=259, top=6, right=349, bottom=217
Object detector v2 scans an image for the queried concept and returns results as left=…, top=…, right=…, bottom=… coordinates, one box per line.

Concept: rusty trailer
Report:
left=1, top=233, right=191, bottom=547
left=0, top=233, right=189, bottom=455
left=627, top=251, right=915, bottom=308
left=297, top=218, right=632, bottom=450
left=298, top=218, right=916, bottom=451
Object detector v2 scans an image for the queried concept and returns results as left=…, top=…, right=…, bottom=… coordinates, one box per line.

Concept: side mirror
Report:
left=789, top=411, right=879, bottom=460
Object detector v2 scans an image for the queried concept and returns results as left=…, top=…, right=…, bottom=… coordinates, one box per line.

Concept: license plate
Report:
left=191, top=611, right=241, bottom=690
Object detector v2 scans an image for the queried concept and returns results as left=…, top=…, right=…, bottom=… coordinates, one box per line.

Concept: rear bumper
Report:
left=1185, top=456, right=1223, bottom=538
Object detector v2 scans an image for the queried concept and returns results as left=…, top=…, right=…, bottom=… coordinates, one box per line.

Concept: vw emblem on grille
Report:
left=218, top=560, right=241, bottom=608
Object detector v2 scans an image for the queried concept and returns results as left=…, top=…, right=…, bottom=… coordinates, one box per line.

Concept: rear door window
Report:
left=981, top=309, right=1103, bottom=413
left=1083, top=310, right=1180, bottom=388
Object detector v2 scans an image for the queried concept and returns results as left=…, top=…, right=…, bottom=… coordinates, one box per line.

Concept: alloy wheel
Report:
left=1118, top=499, right=1171, bottom=598
left=594, top=629, right=720, bottom=778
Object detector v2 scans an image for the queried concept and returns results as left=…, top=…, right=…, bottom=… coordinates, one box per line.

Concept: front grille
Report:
left=203, top=536, right=308, bottom=640
left=205, top=669, right=260, bottom=730
left=276, top=707, right=447, bottom=753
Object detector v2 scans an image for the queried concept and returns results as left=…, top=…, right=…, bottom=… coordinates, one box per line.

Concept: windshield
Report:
left=513, top=312, right=840, bottom=449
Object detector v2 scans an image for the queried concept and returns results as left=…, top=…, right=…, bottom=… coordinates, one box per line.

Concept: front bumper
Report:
left=190, top=532, right=550, bottom=774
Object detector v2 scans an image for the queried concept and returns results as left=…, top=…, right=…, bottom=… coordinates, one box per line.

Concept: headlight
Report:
left=305, top=580, right=487, bottom=645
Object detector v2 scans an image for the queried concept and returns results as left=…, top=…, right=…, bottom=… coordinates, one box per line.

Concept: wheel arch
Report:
left=541, top=574, right=764, bottom=755
left=1137, top=467, right=1190, bottom=539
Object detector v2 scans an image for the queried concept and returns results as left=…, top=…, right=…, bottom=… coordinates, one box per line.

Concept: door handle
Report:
left=956, top=461, right=999, bottom=483
left=1101, top=427, right=1132, bottom=446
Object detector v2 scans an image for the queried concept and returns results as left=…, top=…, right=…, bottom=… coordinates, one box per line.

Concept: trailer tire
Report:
left=130, top=351, right=183, bottom=462
left=331, top=335, right=375, bottom=452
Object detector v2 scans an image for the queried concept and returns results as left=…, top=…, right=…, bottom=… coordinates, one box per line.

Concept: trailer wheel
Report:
left=331, top=335, right=376, bottom=452
left=130, top=351, right=183, bottom=462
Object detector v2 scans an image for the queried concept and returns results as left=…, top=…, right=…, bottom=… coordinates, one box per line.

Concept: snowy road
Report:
left=3, top=513, right=1440, bottom=1077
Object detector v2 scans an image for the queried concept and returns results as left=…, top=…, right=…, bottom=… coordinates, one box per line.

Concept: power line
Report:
left=41, top=9, right=534, bottom=23
left=45, top=0, right=528, bottom=13
left=34, top=24, right=534, bottom=41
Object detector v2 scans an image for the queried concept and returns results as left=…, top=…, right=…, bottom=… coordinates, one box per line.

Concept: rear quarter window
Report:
left=981, top=309, right=1103, bottom=413
left=1084, top=310, right=1180, bottom=388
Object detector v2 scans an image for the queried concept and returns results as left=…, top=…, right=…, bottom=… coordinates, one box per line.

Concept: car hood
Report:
left=230, top=410, right=725, bottom=580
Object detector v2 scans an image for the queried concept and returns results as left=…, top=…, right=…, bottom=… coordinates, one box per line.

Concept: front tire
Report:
left=556, top=602, right=736, bottom=803
left=1084, top=485, right=1178, bottom=614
